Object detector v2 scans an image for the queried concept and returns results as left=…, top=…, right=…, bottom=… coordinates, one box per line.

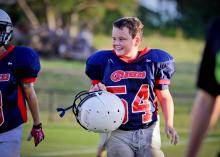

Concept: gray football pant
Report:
left=104, top=122, right=164, bottom=157
left=0, top=125, right=23, bottom=157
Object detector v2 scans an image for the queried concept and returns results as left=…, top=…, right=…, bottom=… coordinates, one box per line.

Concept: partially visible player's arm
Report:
left=23, top=83, right=45, bottom=146
left=155, top=89, right=178, bottom=145
left=23, top=83, right=41, bottom=125
left=209, top=95, right=220, bottom=128
left=186, top=89, right=215, bottom=157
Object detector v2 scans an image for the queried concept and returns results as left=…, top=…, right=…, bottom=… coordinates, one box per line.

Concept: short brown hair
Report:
left=113, top=17, right=144, bottom=39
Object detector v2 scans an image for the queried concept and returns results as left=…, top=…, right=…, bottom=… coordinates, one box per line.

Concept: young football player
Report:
left=0, top=9, right=44, bottom=157
left=86, top=16, right=178, bottom=157
left=185, top=17, right=220, bottom=157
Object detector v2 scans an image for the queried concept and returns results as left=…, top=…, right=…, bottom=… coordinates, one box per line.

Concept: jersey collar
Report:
left=113, top=47, right=151, bottom=63
left=0, top=45, right=15, bottom=60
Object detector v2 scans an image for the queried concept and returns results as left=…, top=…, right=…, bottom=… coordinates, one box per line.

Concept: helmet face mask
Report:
left=0, top=9, right=13, bottom=46
left=73, top=91, right=125, bottom=133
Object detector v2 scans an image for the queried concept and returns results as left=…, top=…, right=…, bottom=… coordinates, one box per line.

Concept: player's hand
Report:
left=27, top=123, right=45, bottom=147
left=165, top=125, right=179, bottom=145
left=90, top=82, right=107, bottom=92
left=97, top=146, right=106, bottom=157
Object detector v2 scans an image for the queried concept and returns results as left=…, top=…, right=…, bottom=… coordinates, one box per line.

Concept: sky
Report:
left=139, top=0, right=180, bottom=21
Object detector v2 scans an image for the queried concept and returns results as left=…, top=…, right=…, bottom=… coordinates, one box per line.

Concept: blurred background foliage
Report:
left=0, top=0, right=220, bottom=59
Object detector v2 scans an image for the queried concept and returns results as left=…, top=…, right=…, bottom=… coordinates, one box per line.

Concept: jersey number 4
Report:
left=107, top=84, right=152, bottom=124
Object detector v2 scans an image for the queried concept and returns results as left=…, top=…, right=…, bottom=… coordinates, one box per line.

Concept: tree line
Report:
left=0, top=0, right=219, bottom=58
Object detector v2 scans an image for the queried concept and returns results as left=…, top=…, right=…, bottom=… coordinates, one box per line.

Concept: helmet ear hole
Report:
left=74, top=91, right=125, bottom=133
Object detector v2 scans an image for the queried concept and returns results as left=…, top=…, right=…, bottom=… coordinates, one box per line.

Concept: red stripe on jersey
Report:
left=153, top=98, right=158, bottom=115
left=21, top=78, right=37, bottom=83
left=91, top=80, right=101, bottom=85
left=17, top=85, right=27, bottom=122
left=0, top=45, right=15, bottom=60
left=106, top=86, right=126, bottom=94
left=112, top=47, right=151, bottom=63
left=0, top=91, right=4, bottom=126
left=155, top=79, right=170, bottom=85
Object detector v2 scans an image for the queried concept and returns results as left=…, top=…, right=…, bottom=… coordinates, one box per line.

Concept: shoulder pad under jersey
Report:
left=86, top=50, right=114, bottom=65
left=13, top=46, right=41, bottom=79
left=86, top=50, right=113, bottom=81
left=145, top=49, right=174, bottom=63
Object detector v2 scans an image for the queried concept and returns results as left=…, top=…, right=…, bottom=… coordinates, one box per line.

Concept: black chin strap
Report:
left=57, top=90, right=101, bottom=118
left=56, top=91, right=90, bottom=118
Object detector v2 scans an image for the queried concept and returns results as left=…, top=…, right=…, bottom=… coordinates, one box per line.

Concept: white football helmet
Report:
left=74, top=91, right=125, bottom=133
left=0, top=9, right=13, bottom=46
left=57, top=90, right=125, bottom=133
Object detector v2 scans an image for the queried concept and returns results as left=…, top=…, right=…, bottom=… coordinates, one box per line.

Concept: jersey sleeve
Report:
left=85, top=51, right=105, bottom=84
left=152, top=50, right=176, bottom=90
left=14, top=46, right=41, bottom=83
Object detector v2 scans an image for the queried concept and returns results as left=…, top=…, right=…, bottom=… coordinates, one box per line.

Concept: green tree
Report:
left=0, top=0, right=138, bottom=56
left=1, top=0, right=138, bottom=37
left=176, top=0, right=220, bottom=38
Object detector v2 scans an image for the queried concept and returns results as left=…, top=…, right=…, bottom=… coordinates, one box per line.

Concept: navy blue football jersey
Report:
left=0, top=45, right=40, bottom=133
left=86, top=48, right=175, bottom=130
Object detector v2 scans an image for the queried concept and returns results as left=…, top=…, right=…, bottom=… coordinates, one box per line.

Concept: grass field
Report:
left=21, top=34, right=220, bottom=157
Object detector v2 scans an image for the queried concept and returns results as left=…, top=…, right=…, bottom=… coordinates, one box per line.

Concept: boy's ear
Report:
left=134, top=36, right=141, bottom=47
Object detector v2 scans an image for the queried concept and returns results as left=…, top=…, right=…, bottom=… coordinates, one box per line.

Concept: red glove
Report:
left=27, top=123, right=45, bottom=147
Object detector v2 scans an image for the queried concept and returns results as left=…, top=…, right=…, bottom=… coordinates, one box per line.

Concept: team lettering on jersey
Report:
left=0, top=73, right=10, bottom=82
left=111, top=70, right=146, bottom=82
